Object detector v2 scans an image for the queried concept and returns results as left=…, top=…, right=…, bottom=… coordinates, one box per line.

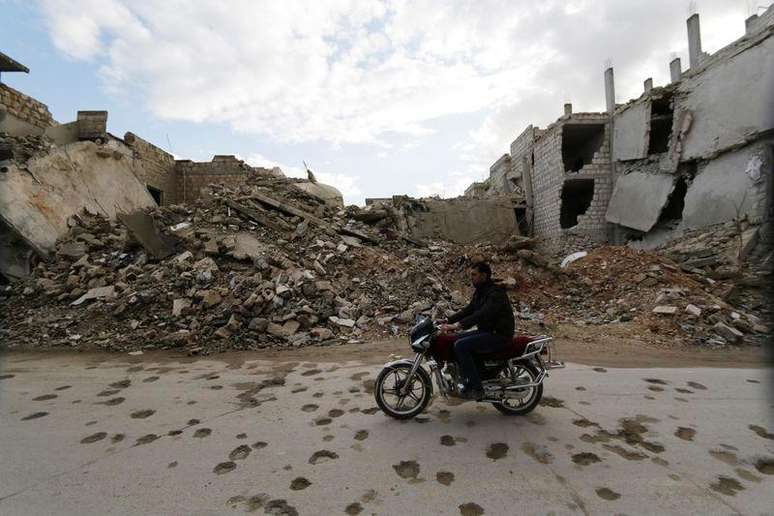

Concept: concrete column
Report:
left=643, top=78, right=653, bottom=93
left=604, top=67, right=615, bottom=114
left=563, top=103, right=572, bottom=116
left=670, top=57, right=682, bottom=83
left=687, top=13, right=703, bottom=69
left=745, top=14, right=758, bottom=35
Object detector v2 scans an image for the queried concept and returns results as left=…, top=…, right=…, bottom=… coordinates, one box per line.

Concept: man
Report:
left=439, top=261, right=515, bottom=400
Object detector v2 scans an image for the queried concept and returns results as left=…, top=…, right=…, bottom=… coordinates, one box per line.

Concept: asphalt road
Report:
left=1, top=351, right=773, bottom=515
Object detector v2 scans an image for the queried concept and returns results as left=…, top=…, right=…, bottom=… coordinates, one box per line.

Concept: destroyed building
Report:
left=471, top=8, right=774, bottom=253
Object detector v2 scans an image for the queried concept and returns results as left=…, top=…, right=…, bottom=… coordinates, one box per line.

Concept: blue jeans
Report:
left=453, top=331, right=510, bottom=390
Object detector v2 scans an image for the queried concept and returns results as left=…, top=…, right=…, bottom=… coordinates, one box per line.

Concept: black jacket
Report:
left=448, top=280, right=515, bottom=337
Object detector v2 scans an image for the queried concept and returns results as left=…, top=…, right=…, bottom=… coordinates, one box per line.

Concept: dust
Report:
left=252, top=441, right=268, bottom=449
left=350, top=372, right=370, bottom=381
left=55, top=385, right=71, bottom=391
left=735, top=468, right=762, bottom=482
left=102, top=397, right=125, bottom=406
left=290, top=477, right=311, bottom=490
left=362, top=379, right=376, bottom=394
left=345, top=502, right=363, bottom=515
left=21, top=412, right=48, bottom=420
left=602, top=444, right=647, bottom=461
left=130, top=409, right=155, bottom=419
left=647, top=386, right=664, bottom=392
left=354, top=430, right=369, bottom=441
left=709, top=476, right=744, bottom=496
left=521, top=442, right=553, bottom=464
left=194, top=428, right=212, bottom=438
left=437, top=471, right=455, bottom=486
left=187, top=418, right=200, bottom=425
left=168, top=461, right=178, bottom=468
left=651, top=457, right=669, bottom=466
left=229, top=445, right=251, bottom=461
left=686, top=381, right=707, bottom=390
left=595, top=487, right=621, bottom=501
left=540, top=396, right=564, bottom=408
left=81, top=432, right=107, bottom=444
left=142, top=376, right=160, bottom=383
left=329, top=409, right=345, bottom=418
left=135, top=434, right=158, bottom=446
left=362, top=407, right=380, bottom=415
left=97, top=389, right=120, bottom=397
left=746, top=379, right=760, bottom=384
left=572, top=452, right=601, bottom=466
left=0, top=374, right=15, bottom=380
left=33, top=394, right=57, bottom=401
left=643, top=378, right=668, bottom=385
left=109, top=379, right=131, bottom=389
left=486, top=443, right=509, bottom=460
left=213, top=461, right=236, bottom=475
left=525, top=412, right=546, bottom=426
left=236, top=433, right=247, bottom=439
left=111, top=433, right=125, bottom=443
left=573, top=418, right=599, bottom=428
left=458, top=502, right=485, bottom=516
left=301, top=369, right=321, bottom=376
left=168, top=430, right=183, bottom=436
left=709, top=449, right=739, bottom=465
left=675, top=427, right=696, bottom=441
left=754, top=457, right=774, bottom=475
left=575, top=386, right=586, bottom=391
left=674, top=388, right=693, bottom=394
left=749, top=424, right=774, bottom=440
left=440, top=435, right=456, bottom=446
left=392, top=460, right=420, bottom=480
left=309, top=450, right=339, bottom=464
left=593, top=367, right=607, bottom=373
left=315, top=417, right=332, bottom=426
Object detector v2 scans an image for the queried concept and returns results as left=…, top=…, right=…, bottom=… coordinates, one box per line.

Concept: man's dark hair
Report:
left=470, top=261, right=492, bottom=279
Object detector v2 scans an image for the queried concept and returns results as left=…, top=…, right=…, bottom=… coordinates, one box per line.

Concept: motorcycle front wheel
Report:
left=374, top=362, right=432, bottom=420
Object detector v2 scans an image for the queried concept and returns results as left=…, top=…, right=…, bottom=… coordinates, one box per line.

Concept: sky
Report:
left=1, top=0, right=768, bottom=205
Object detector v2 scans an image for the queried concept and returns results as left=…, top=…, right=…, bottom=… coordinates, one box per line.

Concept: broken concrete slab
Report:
left=652, top=305, right=679, bottom=315
left=225, top=233, right=266, bottom=261
left=118, top=211, right=175, bottom=260
left=0, top=141, right=156, bottom=257
left=172, top=298, right=191, bottom=316
left=71, top=285, right=116, bottom=306
left=606, top=172, right=676, bottom=232
left=713, top=321, right=743, bottom=342
left=685, top=304, right=703, bottom=317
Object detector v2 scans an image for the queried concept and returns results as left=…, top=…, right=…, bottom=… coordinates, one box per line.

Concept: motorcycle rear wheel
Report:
left=492, top=361, right=543, bottom=416
left=374, top=363, right=432, bottom=420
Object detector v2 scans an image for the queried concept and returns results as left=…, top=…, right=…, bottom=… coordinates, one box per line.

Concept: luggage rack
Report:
left=532, top=335, right=565, bottom=369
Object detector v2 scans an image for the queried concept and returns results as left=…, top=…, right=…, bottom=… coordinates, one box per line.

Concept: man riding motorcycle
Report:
left=439, top=261, right=515, bottom=400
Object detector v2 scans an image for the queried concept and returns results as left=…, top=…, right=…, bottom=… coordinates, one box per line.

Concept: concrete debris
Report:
left=71, top=285, right=116, bottom=306
left=652, top=305, right=679, bottom=315
left=560, top=251, right=588, bottom=268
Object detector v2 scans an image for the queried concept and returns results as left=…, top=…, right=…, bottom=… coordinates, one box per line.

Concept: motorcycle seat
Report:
left=480, top=336, right=534, bottom=360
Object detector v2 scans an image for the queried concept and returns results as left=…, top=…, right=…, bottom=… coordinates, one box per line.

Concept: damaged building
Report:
left=0, top=51, right=343, bottom=280
left=471, top=8, right=774, bottom=252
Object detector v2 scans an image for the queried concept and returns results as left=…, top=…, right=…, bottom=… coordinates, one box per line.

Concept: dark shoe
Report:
left=459, top=384, right=484, bottom=401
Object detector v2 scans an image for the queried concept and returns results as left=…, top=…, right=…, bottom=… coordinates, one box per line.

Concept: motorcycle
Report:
left=374, top=316, right=564, bottom=419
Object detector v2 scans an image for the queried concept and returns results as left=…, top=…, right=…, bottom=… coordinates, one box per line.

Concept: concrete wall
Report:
left=124, top=132, right=177, bottom=205
left=613, top=101, right=649, bottom=161
left=0, top=83, right=54, bottom=130
left=0, top=141, right=156, bottom=256
left=678, top=28, right=774, bottom=161
left=682, top=141, right=772, bottom=228
left=174, top=156, right=279, bottom=203
left=405, top=197, right=519, bottom=244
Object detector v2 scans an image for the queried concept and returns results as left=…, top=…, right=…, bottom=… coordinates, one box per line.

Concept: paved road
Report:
left=1, top=352, right=773, bottom=515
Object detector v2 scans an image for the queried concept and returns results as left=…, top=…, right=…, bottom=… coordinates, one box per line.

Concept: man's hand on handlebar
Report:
left=438, top=322, right=461, bottom=334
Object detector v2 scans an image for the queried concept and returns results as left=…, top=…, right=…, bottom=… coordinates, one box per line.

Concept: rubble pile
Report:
left=0, top=132, right=53, bottom=164
left=0, top=178, right=461, bottom=353
left=559, top=245, right=769, bottom=347
left=0, top=176, right=768, bottom=353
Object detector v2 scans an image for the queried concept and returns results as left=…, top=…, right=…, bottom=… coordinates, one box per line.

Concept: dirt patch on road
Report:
left=710, top=476, right=745, bottom=496
left=392, top=460, right=420, bottom=480
left=437, top=471, right=455, bottom=486
left=486, top=443, right=509, bottom=460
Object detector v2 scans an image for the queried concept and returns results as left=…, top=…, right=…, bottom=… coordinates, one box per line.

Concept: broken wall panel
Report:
left=605, top=171, right=676, bottom=232
left=613, top=101, right=649, bottom=161
left=682, top=142, right=772, bottom=228
left=0, top=141, right=157, bottom=256
left=678, top=31, right=774, bottom=160
left=125, top=131, right=177, bottom=205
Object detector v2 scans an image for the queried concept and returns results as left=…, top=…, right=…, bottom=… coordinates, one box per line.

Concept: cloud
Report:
left=416, top=172, right=473, bottom=199
left=243, top=153, right=363, bottom=204
left=39, top=0, right=764, bottom=199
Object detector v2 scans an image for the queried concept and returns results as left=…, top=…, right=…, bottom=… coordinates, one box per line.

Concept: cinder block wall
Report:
left=0, top=83, right=54, bottom=129
left=125, top=132, right=177, bottom=205
left=174, top=158, right=254, bottom=203
left=529, top=114, right=613, bottom=252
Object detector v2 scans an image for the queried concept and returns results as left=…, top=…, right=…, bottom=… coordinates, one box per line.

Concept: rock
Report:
left=310, top=327, right=334, bottom=340
left=267, top=320, right=300, bottom=337
left=214, top=327, right=232, bottom=339
left=174, top=251, right=193, bottom=263
left=192, top=257, right=219, bottom=273
left=248, top=318, right=269, bottom=332
left=226, top=233, right=266, bottom=261
left=204, top=239, right=220, bottom=255
left=652, top=305, right=678, bottom=315
left=397, top=309, right=415, bottom=323
left=713, top=322, right=743, bottom=342
left=172, top=298, right=192, bottom=316
left=71, top=285, right=117, bottom=306
left=314, top=260, right=326, bottom=276
left=315, top=281, right=333, bottom=292
left=329, top=316, right=355, bottom=328
left=684, top=304, right=702, bottom=318
left=201, top=290, right=223, bottom=308
left=731, top=318, right=753, bottom=333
